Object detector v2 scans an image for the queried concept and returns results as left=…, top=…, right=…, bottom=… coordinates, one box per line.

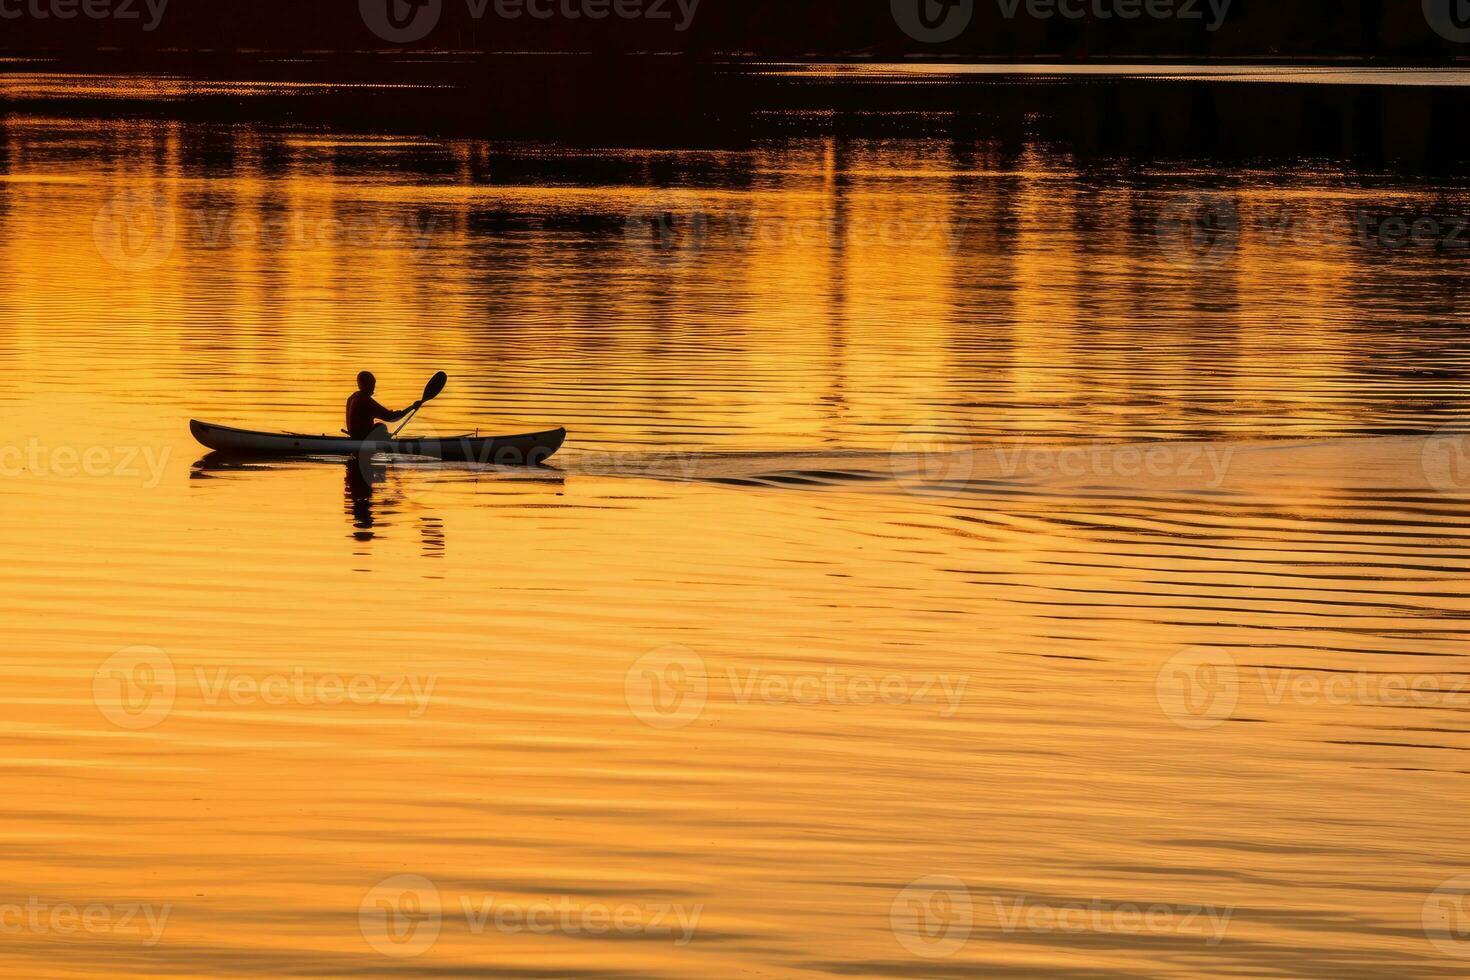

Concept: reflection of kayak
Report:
left=190, top=420, right=567, bottom=465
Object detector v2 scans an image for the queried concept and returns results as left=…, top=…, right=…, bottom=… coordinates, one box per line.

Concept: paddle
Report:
left=391, top=372, right=449, bottom=437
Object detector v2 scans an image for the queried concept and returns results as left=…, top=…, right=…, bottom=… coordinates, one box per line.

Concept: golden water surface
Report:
left=2, top=84, right=1470, bottom=977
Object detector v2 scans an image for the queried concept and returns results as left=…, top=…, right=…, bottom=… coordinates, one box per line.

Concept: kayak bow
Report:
left=190, top=420, right=566, bottom=465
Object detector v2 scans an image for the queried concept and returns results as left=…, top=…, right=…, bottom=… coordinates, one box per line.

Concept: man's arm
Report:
left=370, top=398, right=423, bottom=424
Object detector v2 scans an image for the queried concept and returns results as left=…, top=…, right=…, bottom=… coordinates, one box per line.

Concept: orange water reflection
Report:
left=1, top=107, right=1469, bottom=977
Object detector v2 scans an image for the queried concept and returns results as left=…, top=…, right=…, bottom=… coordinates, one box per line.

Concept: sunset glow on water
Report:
left=2, top=70, right=1470, bottom=977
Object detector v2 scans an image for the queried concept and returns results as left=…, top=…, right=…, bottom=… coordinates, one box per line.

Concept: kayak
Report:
left=190, top=420, right=567, bottom=465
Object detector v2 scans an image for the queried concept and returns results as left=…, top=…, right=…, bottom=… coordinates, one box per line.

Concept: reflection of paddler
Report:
left=345, top=457, right=383, bottom=536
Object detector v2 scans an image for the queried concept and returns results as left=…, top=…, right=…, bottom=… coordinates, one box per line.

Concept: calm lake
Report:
left=2, top=67, right=1469, bottom=978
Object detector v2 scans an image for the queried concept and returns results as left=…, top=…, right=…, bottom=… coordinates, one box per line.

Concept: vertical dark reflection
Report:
left=823, top=136, right=851, bottom=430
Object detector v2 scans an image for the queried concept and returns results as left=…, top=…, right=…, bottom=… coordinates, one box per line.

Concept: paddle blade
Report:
left=422, top=372, right=448, bottom=402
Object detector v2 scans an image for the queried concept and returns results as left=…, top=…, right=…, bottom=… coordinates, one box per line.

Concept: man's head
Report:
left=357, top=371, right=376, bottom=395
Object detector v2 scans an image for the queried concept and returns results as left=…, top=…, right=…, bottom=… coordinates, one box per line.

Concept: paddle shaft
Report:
left=391, top=372, right=448, bottom=438
left=390, top=405, right=423, bottom=438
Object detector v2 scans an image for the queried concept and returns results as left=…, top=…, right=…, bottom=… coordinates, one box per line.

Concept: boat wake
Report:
left=558, top=434, right=1470, bottom=500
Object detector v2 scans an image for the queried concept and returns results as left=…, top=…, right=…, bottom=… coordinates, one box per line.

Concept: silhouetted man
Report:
left=346, top=372, right=421, bottom=440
